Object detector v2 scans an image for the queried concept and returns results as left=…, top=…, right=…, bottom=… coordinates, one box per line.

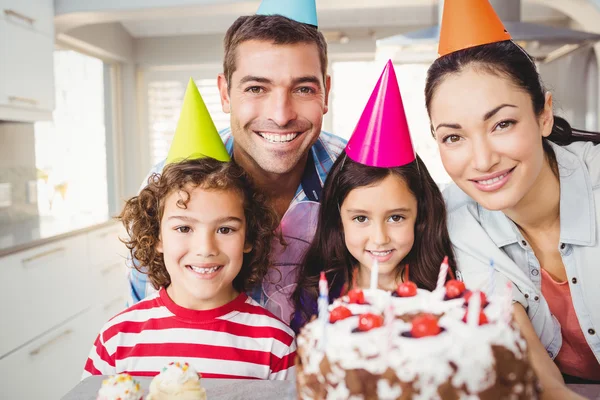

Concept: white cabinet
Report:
left=0, top=0, right=55, bottom=122
left=87, top=224, right=130, bottom=320
left=0, top=0, right=54, bottom=35
left=0, top=234, right=92, bottom=357
left=0, top=222, right=130, bottom=399
left=0, top=307, right=101, bottom=400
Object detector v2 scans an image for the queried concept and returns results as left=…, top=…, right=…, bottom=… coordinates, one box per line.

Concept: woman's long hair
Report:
left=290, top=152, right=457, bottom=332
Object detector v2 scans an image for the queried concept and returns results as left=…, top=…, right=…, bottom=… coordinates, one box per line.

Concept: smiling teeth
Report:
left=259, top=133, right=299, bottom=143
left=477, top=173, right=508, bottom=186
left=370, top=250, right=392, bottom=256
left=189, top=265, right=220, bottom=274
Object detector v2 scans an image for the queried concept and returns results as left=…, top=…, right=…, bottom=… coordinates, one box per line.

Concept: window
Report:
left=146, top=69, right=228, bottom=166
left=34, top=50, right=111, bottom=234
left=331, top=61, right=450, bottom=184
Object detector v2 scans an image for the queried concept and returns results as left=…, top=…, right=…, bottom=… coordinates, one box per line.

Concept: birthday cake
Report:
left=295, top=277, right=539, bottom=399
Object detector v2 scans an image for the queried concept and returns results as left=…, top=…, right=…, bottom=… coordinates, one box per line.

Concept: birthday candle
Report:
left=370, top=259, right=379, bottom=290
left=318, top=272, right=329, bottom=350
left=436, top=256, right=449, bottom=291
left=318, top=271, right=329, bottom=322
left=488, top=259, right=496, bottom=296
left=467, top=290, right=482, bottom=328
left=384, top=301, right=395, bottom=354
left=504, top=281, right=513, bottom=324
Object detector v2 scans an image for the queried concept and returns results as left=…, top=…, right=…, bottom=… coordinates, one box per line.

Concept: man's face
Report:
left=218, top=40, right=330, bottom=175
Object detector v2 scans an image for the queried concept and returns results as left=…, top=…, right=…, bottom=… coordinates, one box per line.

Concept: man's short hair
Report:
left=223, top=15, right=328, bottom=88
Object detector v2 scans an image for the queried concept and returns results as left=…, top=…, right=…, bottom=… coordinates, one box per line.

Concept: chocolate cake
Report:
left=296, top=282, right=539, bottom=399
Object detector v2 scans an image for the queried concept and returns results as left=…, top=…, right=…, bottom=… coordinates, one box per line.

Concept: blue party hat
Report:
left=256, top=0, right=318, bottom=27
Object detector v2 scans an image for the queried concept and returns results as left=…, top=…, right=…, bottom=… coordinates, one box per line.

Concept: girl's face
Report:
left=340, top=174, right=418, bottom=287
left=429, top=66, right=554, bottom=211
left=157, top=185, right=252, bottom=310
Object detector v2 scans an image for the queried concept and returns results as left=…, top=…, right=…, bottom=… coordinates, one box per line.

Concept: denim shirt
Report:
left=444, top=141, right=600, bottom=363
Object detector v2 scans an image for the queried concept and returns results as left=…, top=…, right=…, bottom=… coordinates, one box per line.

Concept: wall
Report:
left=538, top=46, right=597, bottom=130
left=0, top=123, right=37, bottom=225
left=54, top=0, right=249, bottom=15
left=59, top=22, right=134, bottom=63
left=532, top=0, right=600, bottom=129
left=135, top=34, right=223, bottom=66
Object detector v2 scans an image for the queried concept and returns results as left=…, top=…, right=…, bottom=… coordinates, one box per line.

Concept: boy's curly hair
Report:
left=119, top=158, right=280, bottom=292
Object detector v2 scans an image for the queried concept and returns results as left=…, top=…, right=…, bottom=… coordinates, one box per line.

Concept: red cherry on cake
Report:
left=358, top=313, right=384, bottom=332
left=396, top=281, right=417, bottom=297
left=410, top=314, right=441, bottom=338
left=347, top=288, right=366, bottom=304
left=329, top=306, right=352, bottom=323
left=463, top=290, right=488, bottom=306
left=462, top=310, right=489, bottom=325
left=445, top=280, right=466, bottom=299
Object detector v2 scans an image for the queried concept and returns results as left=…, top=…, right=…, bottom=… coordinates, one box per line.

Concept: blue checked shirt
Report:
left=127, top=127, right=346, bottom=309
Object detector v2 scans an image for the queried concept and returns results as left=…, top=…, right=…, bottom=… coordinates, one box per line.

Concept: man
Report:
left=128, top=1, right=346, bottom=323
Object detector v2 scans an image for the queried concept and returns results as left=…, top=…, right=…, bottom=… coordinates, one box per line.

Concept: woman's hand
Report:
left=540, top=386, right=587, bottom=400
left=512, top=303, right=585, bottom=400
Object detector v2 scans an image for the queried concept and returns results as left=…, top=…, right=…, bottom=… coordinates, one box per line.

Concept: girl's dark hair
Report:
left=425, top=40, right=600, bottom=174
left=119, top=158, right=279, bottom=293
left=290, top=152, right=457, bottom=332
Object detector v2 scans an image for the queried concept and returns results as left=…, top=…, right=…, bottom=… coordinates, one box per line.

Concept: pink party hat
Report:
left=345, top=60, right=415, bottom=167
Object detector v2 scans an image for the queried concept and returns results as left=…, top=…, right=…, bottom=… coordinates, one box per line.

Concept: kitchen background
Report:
left=0, top=0, right=599, bottom=398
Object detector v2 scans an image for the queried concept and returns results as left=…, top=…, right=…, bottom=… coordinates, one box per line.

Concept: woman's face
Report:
left=429, top=65, right=554, bottom=211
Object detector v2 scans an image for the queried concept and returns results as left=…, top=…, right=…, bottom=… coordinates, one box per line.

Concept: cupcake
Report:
left=147, top=362, right=207, bottom=400
left=97, top=373, right=143, bottom=400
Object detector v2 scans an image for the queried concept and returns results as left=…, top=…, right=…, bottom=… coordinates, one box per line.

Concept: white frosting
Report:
left=97, top=374, right=143, bottom=400
left=147, top=362, right=207, bottom=400
left=156, top=362, right=200, bottom=386
left=298, top=288, right=530, bottom=400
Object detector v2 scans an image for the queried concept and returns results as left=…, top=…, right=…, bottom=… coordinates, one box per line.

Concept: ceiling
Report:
left=56, top=0, right=570, bottom=38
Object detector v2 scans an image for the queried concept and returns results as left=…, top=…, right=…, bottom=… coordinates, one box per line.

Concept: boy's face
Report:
left=157, top=185, right=252, bottom=310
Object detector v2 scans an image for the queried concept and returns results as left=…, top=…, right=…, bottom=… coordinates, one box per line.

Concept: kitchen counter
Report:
left=63, top=376, right=600, bottom=400
left=0, top=213, right=116, bottom=257
left=63, top=376, right=295, bottom=400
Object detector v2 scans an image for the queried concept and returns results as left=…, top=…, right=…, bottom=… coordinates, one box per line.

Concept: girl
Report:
left=425, top=0, right=599, bottom=396
left=83, top=158, right=296, bottom=380
left=292, top=61, right=457, bottom=332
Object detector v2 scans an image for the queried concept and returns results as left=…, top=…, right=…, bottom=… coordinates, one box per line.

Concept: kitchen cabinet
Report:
left=0, top=0, right=54, bottom=35
left=0, top=0, right=55, bottom=122
left=0, top=222, right=129, bottom=399
left=0, top=234, right=91, bottom=357
left=0, top=307, right=99, bottom=400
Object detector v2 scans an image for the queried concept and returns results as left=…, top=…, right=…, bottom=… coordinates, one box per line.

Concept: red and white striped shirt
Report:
left=83, top=289, right=296, bottom=380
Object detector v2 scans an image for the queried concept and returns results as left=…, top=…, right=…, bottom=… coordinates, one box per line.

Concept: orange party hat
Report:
left=438, top=0, right=512, bottom=57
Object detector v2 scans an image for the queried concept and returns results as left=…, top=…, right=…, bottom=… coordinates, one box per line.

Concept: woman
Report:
left=425, top=0, right=600, bottom=398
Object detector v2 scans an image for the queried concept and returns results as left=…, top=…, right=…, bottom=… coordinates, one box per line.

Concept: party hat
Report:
left=256, top=0, right=318, bottom=27
left=345, top=60, right=415, bottom=168
left=438, top=0, right=512, bottom=57
left=166, top=78, right=230, bottom=164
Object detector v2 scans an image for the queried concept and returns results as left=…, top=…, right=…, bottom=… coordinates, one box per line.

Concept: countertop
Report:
left=63, top=376, right=295, bottom=400
left=0, top=213, right=116, bottom=257
left=62, top=376, right=600, bottom=400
